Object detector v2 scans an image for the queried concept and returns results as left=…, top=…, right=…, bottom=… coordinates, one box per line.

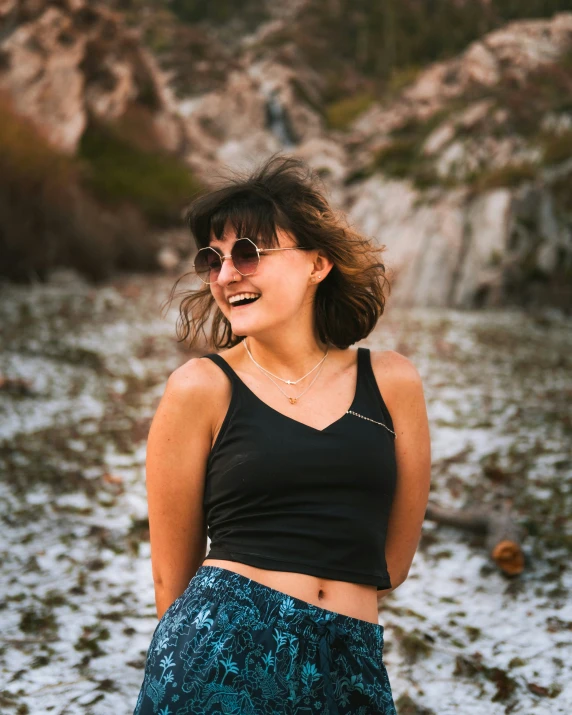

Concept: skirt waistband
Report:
left=193, top=564, right=384, bottom=647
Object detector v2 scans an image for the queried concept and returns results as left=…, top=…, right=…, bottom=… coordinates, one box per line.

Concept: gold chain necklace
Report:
left=243, top=338, right=328, bottom=385
left=243, top=338, right=329, bottom=404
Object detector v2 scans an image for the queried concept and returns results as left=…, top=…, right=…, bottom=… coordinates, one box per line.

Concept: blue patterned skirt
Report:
left=133, top=565, right=397, bottom=715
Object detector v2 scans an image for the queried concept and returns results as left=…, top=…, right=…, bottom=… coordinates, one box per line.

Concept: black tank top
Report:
left=199, top=346, right=397, bottom=590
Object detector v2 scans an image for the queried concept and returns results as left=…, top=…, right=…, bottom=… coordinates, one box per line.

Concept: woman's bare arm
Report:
left=372, top=350, right=432, bottom=595
left=145, top=358, right=216, bottom=620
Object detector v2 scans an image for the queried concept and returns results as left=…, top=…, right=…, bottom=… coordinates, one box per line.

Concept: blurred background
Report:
left=1, top=1, right=571, bottom=713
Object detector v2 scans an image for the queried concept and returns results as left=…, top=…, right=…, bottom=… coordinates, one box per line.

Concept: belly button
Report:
left=318, top=589, right=325, bottom=600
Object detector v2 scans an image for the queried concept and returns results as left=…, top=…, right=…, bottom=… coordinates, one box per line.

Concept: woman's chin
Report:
left=228, top=313, right=255, bottom=330
left=230, top=317, right=265, bottom=337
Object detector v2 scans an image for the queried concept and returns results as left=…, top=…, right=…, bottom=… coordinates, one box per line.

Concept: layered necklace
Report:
left=243, top=338, right=329, bottom=405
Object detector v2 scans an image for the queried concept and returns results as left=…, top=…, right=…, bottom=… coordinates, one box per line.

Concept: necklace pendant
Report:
left=289, top=397, right=297, bottom=404
left=286, top=380, right=293, bottom=385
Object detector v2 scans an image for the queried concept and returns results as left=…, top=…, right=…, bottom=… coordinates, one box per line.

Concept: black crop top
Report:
left=199, top=346, right=397, bottom=590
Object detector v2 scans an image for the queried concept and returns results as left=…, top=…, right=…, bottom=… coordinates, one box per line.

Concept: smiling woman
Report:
left=170, top=154, right=393, bottom=350
left=133, top=153, right=431, bottom=715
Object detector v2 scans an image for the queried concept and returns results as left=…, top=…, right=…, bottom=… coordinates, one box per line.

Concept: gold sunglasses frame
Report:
left=194, top=237, right=312, bottom=284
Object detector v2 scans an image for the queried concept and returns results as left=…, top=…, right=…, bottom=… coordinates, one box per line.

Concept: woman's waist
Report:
left=201, top=556, right=381, bottom=625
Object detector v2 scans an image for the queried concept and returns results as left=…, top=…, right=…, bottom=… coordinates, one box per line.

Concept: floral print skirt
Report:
left=133, top=565, right=397, bottom=715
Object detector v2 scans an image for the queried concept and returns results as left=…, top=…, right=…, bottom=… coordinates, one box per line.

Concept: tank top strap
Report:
left=201, top=351, right=263, bottom=413
left=352, top=347, right=395, bottom=435
left=200, top=352, right=239, bottom=384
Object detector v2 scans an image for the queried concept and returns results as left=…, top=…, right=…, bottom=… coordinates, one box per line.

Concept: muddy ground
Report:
left=1, top=270, right=571, bottom=715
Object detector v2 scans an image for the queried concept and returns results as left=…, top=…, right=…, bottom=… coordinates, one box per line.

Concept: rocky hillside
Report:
left=0, top=0, right=187, bottom=154
left=0, top=0, right=203, bottom=282
left=160, top=10, right=572, bottom=311
left=1, top=1, right=571, bottom=310
left=103, top=0, right=572, bottom=103
left=341, top=14, right=572, bottom=310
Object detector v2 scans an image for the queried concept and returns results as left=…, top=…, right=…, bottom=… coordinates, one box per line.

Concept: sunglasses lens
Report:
left=232, top=239, right=259, bottom=275
left=194, top=248, right=221, bottom=283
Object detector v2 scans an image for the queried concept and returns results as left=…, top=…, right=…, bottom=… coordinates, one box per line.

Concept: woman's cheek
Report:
left=214, top=295, right=228, bottom=314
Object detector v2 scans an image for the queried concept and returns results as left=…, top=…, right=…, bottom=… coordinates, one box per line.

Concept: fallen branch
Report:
left=425, top=499, right=525, bottom=575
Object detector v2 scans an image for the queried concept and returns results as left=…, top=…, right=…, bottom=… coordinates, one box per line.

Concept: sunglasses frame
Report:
left=194, top=237, right=312, bottom=285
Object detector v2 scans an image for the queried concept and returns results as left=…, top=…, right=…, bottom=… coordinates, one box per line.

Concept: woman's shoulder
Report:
left=368, top=349, right=425, bottom=412
left=369, top=349, right=422, bottom=382
left=169, top=353, right=217, bottom=388
left=166, top=353, right=231, bottom=409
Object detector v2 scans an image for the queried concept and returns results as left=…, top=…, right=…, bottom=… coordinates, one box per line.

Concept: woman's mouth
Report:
left=228, top=294, right=261, bottom=309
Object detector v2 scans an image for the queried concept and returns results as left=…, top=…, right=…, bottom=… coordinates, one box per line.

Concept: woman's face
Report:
left=208, top=221, right=318, bottom=338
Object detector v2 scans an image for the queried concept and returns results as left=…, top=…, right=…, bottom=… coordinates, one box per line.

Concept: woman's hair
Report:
left=166, top=153, right=392, bottom=350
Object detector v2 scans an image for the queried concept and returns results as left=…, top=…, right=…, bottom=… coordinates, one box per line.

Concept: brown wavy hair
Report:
left=166, top=154, right=392, bottom=351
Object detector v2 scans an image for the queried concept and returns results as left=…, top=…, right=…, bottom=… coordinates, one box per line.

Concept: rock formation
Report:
left=179, top=51, right=330, bottom=181
left=1, top=1, right=570, bottom=308
left=339, top=13, right=572, bottom=310
left=0, top=0, right=184, bottom=155
left=167, top=9, right=572, bottom=310
left=346, top=164, right=572, bottom=310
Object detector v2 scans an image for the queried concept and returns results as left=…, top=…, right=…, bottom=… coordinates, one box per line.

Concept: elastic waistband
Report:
left=193, top=565, right=384, bottom=645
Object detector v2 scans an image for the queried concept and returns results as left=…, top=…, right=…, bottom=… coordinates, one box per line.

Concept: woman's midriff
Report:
left=202, top=558, right=382, bottom=626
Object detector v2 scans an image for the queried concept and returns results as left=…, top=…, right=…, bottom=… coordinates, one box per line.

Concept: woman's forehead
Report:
left=208, top=224, right=293, bottom=246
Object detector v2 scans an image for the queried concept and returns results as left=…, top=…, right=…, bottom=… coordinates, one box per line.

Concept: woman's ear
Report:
left=311, top=251, right=334, bottom=281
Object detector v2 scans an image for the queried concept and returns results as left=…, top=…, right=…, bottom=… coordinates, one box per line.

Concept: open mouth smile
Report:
left=228, top=293, right=261, bottom=309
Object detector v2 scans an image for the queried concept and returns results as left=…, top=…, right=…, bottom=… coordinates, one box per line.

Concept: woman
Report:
left=134, top=155, right=431, bottom=714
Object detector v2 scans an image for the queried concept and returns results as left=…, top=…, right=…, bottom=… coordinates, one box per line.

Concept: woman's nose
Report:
left=216, top=254, right=240, bottom=286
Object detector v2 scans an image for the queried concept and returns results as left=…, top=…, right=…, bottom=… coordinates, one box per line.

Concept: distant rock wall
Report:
left=1, top=3, right=570, bottom=307
left=173, top=10, right=572, bottom=310
left=0, top=0, right=184, bottom=154
left=350, top=13, right=572, bottom=149
left=179, top=54, right=328, bottom=180
left=346, top=159, right=572, bottom=310
left=338, top=13, right=572, bottom=311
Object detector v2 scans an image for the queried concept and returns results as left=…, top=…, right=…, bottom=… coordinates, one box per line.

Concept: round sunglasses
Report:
left=194, top=237, right=311, bottom=284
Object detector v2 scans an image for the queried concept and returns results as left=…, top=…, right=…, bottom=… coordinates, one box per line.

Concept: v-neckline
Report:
left=216, top=347, right=363, bottom=434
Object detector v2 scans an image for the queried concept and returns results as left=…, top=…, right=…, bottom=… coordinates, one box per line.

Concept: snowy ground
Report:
left=1, top=270, right=571, bottom=715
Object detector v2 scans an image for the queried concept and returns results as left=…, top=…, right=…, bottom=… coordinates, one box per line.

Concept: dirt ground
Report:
left=1, top=270, right=571, bottom=715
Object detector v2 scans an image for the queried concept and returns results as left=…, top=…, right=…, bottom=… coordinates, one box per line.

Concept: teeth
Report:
left=228, top=293, right=261, bottom=304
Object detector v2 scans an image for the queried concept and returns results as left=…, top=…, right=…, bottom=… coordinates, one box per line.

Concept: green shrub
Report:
left=471, top=162, right=537, bottom=192
left=384, top=65, right=421, bottom=98
left=325, top=92, right=376, bottom=131
left=170, top=0, right=269, bottom=27
left=481, top=51, right=572, bottom=139
left=368, top=104, right=465, bottom=187
left=79, top=119, right=202, bottom=225
left=542, top=130, right=572, bottom=165
left=0, top=93, right=164, bottom=282
left=372, top=137, right=418, bottom=178
left=343, top=166, right=376, bottom=186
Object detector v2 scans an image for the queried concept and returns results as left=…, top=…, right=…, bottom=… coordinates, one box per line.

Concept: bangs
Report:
left=189, top=191, right=286, bottom=251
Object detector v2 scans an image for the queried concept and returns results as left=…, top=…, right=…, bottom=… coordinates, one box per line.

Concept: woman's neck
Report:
left=242, top=336, right=333, bottom=376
